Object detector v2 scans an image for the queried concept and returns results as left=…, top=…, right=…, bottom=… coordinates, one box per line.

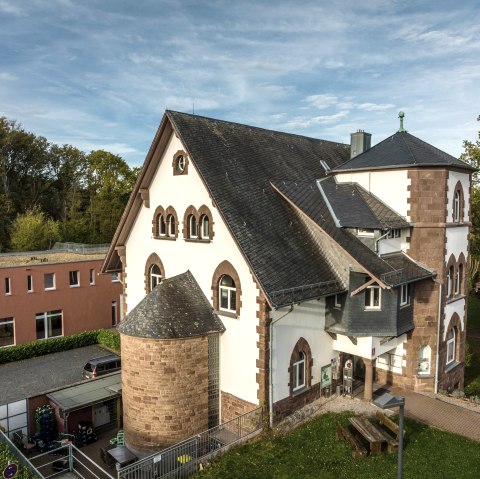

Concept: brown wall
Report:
left=221, top=392, right=256, bottom=423
left=0, top=259, right=122, bottom=345
left=121, top=334, right=209, bottom=454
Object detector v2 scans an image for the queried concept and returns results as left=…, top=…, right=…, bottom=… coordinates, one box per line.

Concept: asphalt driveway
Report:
left=0, top=345, right=114, bottom=404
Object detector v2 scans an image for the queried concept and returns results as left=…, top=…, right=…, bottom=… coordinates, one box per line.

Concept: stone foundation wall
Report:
left=121, top=334, right=209, bottom=454
left=272, top=383, right=320, bottom=425
left=221, top=392, right=257, bottom=423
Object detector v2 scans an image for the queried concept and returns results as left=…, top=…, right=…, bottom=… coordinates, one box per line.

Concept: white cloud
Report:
left=0, top=0, right=22, bottom=15
left=0, top=72, right=15, bottom=81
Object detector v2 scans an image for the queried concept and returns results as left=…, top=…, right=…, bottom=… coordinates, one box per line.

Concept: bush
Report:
left=0, top=329, right=120, bottom=365
left=464, top=378, right=480, bottom=397
left=452, top=389, right=465, bottom=398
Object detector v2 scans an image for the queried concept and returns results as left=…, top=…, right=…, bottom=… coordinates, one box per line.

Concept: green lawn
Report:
left=467, top=295, right=480, bottom=329
left=194, top=412, right=480, bottom=479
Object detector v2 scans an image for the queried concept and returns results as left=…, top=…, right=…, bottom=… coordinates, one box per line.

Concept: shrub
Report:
left=452, top=389, right=466, bottom=398
left=97, top=329, right=121, bottom=352
left=464, top=378, right=480, bottom=398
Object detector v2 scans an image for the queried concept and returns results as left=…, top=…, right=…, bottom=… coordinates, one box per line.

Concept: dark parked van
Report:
left=82, top=354, right=121, bottom=379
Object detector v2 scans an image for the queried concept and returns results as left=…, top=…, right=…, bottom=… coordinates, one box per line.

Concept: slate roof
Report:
left=332, top=131, right=475, bottom=173
left=318, top=176, right=409, bottom=229
left=272, top=179, right=434, bottom=287
left=118, top=271, right=225, bottom=339
left=167, top=111, right=351, bottom=305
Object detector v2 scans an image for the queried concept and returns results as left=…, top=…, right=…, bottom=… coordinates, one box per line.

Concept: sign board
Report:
left=321, top=364, right=332, bottom=388
left=3, top=464, right=18, bottom=479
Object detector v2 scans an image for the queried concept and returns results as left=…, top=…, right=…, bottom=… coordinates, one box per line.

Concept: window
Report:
left=292, top=351, right=306, bottom=392
left=358, top=228, right=374, bottom=237
left=455, top=263, right=463, bottom=296
left=89, top=269, right=95, bottom=285
left=173, top=151, right=188, bottom=175
left=44, top=273, right=55, bottom=290
left=447, top=265, right=454, bottom=298
left=149, top=264, right=162, bottom=291
left=188, top=214, right=198, bottom=239
left=0, top=317, right=14, bottom=347
left=219, top=275, right=236, bottom=312
left=388, top=228, right=401, bottom=239
left=365, top=284, right=381, bottom=309
left=446, top=328, right=456, bottom=364
left=176, top=155, right=185, bottom=173
left=334, top=294, right=341, bottom=308
left=159, top=214, right=166, bottom=237
left=454, top=190, right=461, bottom=222
left=167, top=214, right=175, bottom=237
left=112, top=272, right=120, bottom=282
left=27, top=275, right=33, bottom=292
left=111, top=301, right=117, bottom=326
left=36, top=310, right=62, bottom=340
left=69, top=270, right=80, bottom=287
left=5, top=277, right=11, bottom=295
left=418, top=345, right=431, bottom=376
left=200, top=215, right=210, bottom=240
left=400, top=284, right=410, bottom=306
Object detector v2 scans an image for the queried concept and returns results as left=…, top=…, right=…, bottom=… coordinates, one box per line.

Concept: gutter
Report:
left=269, top=304, right=294, bottom=428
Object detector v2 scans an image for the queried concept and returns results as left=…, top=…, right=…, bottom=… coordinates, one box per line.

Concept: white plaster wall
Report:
left=377, top=229, right=410, bottom=255
left=446, top=171, right=471, bottom=222
left=271, top=300, right=335, bottom=403
left=444, top=298, right=466, bottom=338
left=445, top=228, right=469, bottom=263
left=124, top=132, right=260, bottom=405
left=335, top=170, right=411, bottom=220
left=333, top=335, right=373, bottom=359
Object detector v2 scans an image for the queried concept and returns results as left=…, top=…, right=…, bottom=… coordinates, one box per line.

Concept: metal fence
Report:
left=119, top=407, right=263, bottom=479
left=51, top=242, right=110, bottom=254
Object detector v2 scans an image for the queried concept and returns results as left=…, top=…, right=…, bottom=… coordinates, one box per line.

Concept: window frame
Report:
left=357, top=228, right=375, bottom=237
left=44, top=273, right=56, bottom=291
left=149, top=264, right=162, bottom=292
left=365, top=284, right=381, bottom=310
left=454, top=190, right=461, bottom=223
left=400, top=283, right=410, bottom=307
left=89, top=269, right=95, bottom=285
left=334, top=294, right=341, bottom=308
left=188, top=214, right=198, bottom=239
left=418, top=345, right=431, bottom=376
left=5, top=277, right=11, bottom=295
left=447, top=265, right=454, bottom=298
left=446, top=328, right=456, bottom=365
left=219, top=274, right=237, bottom=313
left=69, top=270, right=80, bottom=288
left=159, top=214, right=166, bottom=237
left=36, top=310, right=63, bottom=340
left=292, top=351, right=306, bottom=392
left=200, top=215, right=210, bottom=240
left=111, top=272, right=121, bottom=283
left=388, top=228, right=401, bottom=239
left=0, top=317, right=14, bottom=348
left=27, top=275, right=33, bottom=293
left=111, top=301, right=117, bottom=326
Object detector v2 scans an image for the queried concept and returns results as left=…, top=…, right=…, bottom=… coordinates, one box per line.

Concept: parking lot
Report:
left=0, top=345, right=113, bottom=404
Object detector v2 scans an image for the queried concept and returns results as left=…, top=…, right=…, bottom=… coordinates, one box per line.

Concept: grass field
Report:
left=195, top=412, right=480, bottom=479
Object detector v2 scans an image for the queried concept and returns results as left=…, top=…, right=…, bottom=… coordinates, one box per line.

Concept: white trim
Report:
left=44, top=272, right=56, bottom=291
left=365, top=285, right=381, bottom=310
left=292, top=352, right=306, bottom=392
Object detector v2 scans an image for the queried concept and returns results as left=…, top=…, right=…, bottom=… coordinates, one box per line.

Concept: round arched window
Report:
left=219, top=275, right=236, bottom=312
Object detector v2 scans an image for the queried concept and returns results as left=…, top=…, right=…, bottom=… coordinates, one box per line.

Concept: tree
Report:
left=10, top=207, right=60, bottom=251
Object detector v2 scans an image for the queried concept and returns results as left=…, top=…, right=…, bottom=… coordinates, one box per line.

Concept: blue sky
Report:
left=1, top=0, right=479, bottom=166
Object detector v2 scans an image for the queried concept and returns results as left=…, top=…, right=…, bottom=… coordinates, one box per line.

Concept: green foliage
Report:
left=464, top=378, right=480, bottom=397
left=464, top=335, right=480, bottom=397
left=194, top=413, right=480, bottom=478
left=10, top=206, right=60, bottom=251
left=467, top=295, right=480, bottom=329
left=97, top=329, right=121, bottom=352
left=0, top=443, right=39, bottom=479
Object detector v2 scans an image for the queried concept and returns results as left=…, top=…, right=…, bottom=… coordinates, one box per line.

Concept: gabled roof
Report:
left=318, top=176, right=409, bottom=229
left=332, top=131, right=475, bottom=173
left=272, top=179, right=434, bottom=287
left=118, top=271, right=225, bottom=339
left=103, top=111, right=352, bottom=306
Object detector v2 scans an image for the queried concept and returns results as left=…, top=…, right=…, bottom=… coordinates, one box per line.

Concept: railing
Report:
left=0, top=429, right=43, bottom=478
left=119, top=407, right=263, bottom=479
left=51, top=242, right=110, bottom=254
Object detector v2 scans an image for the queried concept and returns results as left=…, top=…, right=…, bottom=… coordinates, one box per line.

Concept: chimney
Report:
left=350, top=130, right=372, bottom=159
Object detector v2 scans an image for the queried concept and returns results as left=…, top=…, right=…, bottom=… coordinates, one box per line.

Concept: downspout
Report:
left=434, top=281, right=442, bottom=394
left=269, top=304, right=294, bottom=428
left=375, top=229, right=390, bottom=255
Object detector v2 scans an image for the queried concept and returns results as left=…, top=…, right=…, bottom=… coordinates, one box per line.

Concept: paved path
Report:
left=0, top=345, right=112, bottom=404
left=388, top=386, right=480, bottom=442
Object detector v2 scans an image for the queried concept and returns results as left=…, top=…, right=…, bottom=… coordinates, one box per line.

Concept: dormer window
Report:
left=400, top=284, right=410, bottom=306
left=365, top=284, right=381, bottom=310
left=388, top=228, right=401, bottom=239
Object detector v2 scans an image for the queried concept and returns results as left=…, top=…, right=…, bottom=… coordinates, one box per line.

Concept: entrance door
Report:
left=353, top=356, right=366, bottom=380
left=93, top=404, right=110, bottom=428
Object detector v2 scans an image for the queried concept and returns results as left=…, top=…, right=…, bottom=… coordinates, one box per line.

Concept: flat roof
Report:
left=0, top=251, right=106, bottom=268
left=47, top=373, right=122, bottom=413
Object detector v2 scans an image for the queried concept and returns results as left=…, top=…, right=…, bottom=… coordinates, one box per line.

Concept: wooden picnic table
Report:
left=348, top=416, right=391, bottom=455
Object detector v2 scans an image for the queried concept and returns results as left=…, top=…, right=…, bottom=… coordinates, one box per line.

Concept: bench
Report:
left=336, top=422, right=367, bottom=458
left=349, top=416, right=392, bottom=455
left=375, top=411, right=404, bottom=453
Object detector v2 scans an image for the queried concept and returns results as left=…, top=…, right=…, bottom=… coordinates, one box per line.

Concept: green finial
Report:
left=398, top=111, right=406, bottom=132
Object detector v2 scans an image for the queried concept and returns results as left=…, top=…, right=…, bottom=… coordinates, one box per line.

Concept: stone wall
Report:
left=221, top=392, right=257, bottom=423
left=272, top=383, right=320, bottom=424
left=121, top=334, right=209, bottom=454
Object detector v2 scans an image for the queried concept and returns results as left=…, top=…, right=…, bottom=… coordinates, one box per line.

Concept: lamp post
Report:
left=373, top=392, right=405, bottom=479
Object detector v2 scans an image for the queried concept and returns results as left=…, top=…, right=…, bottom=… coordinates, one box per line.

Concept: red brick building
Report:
left=0, top=244, right=122, bottom=347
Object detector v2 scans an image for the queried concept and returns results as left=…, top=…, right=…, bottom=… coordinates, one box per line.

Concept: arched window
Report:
left=172, top=150, right=189, bottom=176
left=292, top=351, right=306, bottom=391
left=446, top=328, right=456, bottom=365
left=418, top=345, right=431, bottom=376
left=447, top=265, right=454, bottom=298
left=167, top=214, right=175, bottom=237
left=200, top=215, right=209, bottom=239
left=159, top=215, right=166, bottom=237
left=289, top=337, right=312, bottom=395
left=149, top=264, right=162, bottom=291
left=452, top=182, right=464, bottom=223
left=219, top=275, right=236, bottom=312
left=188, top=214, right=198, bottom=239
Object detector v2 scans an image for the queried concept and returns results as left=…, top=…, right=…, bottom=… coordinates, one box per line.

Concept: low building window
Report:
left=69, top=270, right=80, bottom=287
left=0, top=317, right=14, bottom=347
left=89, top=269, right=95, bottom=285
left=112, top=301, right=117, bottom=326
left=5, top=277, right=11, bottom=295
left=418, top=345, right=431, bottom=376
left=36, top=310, right=62, bottom=339
left=44, top=273, right=55, bottom=290
left=112, top=272, right=120, bottom=282
left=27, top=275, right=33, bottom=292
left=400, top=284, right=410, bottom=306
left=365, top=285, right=381, bottom=310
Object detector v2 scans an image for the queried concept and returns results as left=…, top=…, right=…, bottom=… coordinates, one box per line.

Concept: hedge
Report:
left=0, top=329, right=120, bottom=365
